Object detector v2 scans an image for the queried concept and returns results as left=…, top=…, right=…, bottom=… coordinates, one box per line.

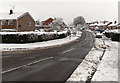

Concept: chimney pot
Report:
left=9, top=9, right=13, bottom=15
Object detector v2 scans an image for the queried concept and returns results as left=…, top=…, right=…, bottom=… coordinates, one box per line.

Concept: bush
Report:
left=58, top=33, right=67, bottom=39
left=104, top=32, right=113, bottom=38
left=111, top=33, right=120, bottom=41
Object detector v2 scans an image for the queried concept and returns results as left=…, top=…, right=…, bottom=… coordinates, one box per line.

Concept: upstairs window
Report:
left=28, top=22, right=31, bottom=26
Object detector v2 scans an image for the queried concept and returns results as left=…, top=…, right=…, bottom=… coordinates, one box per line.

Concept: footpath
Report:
left=67, top=32, right=118, bottom=82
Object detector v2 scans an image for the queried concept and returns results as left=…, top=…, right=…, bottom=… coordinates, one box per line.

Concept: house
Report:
left=108, top=21, right=118, bottom=29
left=42, top=18, right=54, bottom=25
left=35, top=18, right=54, bottom=32
left=117, top=23, right=120, bottom=29
left=0, top=10, right=36, bottom=32
left=88, top=21, right=99, bottom=30
left=89, top=21, right=112, bottom=30
left=36, top=17, right=67, bottom=32
left=97, top=21, right=111, bottom=30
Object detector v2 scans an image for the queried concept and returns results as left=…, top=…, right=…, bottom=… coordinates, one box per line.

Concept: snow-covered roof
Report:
left=105, top=29, right=120, bottom=33
left=0, top=12, right=26, bottom=20
left=89, top=23, right=98, bottom=26
left=89, top=21, right=111, bottom=27
left=97, top=23, right=109, bottom=26
left=1, top=29, right=17, bottom=31
left=108, top=24, right=117, bottom=27
left=117, top=24, right=120, bottom=27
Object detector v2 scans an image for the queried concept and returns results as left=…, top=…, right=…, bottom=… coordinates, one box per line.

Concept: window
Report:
left=28, top=22, right=31, bottom=26
left=9, top=20, right=14, bottom=25
left=0, top=20, right=1, bottom=25
left=18, top=25, right=21, bottom=28
left=2, top=20, right=6, bottom=25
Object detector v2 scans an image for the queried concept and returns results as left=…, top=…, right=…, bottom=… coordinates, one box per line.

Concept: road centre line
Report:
left=2, top=57, right=53, bottom=74
left=62, top=48, right=76, bottom=54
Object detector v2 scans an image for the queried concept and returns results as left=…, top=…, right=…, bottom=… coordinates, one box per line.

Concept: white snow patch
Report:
left=0, top=30, right=68, bottom=35
left=0, top=34, right=81, bottom=51
left=92, top=40, right=118, bottom=81
left=67, top=37, right=104, bottom=81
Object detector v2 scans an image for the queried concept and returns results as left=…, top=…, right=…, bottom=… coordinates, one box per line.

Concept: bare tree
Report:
left=73, top=16, right=86, bottom=26
left=52, top=17, right=65, bottom=31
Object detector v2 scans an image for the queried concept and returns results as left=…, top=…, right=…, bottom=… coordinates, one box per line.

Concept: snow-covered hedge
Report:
left=104, top=32, right=120, bottom=41
left=1, top=31, right=68, bottom=43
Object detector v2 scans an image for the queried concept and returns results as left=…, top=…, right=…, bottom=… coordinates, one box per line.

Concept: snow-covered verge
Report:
left=67, top=37, right=105, bottom=82
left=91, top=39, right=118, bottom=81
left=67, top=33, right=118, bottom=82
left=0, top=33, right=82, bottom=51
left=0, top=30, right=68, bottom=35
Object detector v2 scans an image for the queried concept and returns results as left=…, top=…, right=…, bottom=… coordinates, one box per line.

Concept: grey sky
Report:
left=0, top=1, right=119, bottom=24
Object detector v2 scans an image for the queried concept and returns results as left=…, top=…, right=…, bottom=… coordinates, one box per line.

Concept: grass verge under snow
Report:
left=91, top=39, right=118, bottom=81
left=0, top=34, right=81, bottom=51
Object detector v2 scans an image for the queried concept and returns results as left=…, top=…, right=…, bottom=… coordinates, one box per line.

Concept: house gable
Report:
left=17, top=13, right=36, bottom=31
left=17, top=12, right=35, bottom=24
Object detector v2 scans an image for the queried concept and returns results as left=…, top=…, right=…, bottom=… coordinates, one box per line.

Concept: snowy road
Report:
left=2, top=31, right=94, bottom=81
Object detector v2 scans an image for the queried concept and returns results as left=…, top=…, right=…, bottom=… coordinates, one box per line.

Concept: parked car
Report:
left=95, top=33, right=103, bottom=38
left=95, top=29, right=105, bottom=33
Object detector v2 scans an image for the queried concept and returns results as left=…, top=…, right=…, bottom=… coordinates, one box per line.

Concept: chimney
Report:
left=9, top=9, right=13, bottom=15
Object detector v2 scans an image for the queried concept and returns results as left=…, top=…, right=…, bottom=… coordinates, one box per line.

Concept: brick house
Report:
left=36, top=17, right=67, bottom=31
left=36, top=18, right=54, bottom=31
left=42, top=18, right=54, bottom=25
left=0, top=10, right=36, bottom=32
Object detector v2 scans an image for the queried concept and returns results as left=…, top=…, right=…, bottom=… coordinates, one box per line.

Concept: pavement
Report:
left=2, top=31, right=94, bottom=81
left=67, top=31, right=119, bottom=83
left=92, top=36, right=118, bottom=82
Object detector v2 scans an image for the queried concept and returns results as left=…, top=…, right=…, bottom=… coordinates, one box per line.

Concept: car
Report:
left=95, top=33, right=103, bottom=38
left=95, top=29, right=105, bottom=33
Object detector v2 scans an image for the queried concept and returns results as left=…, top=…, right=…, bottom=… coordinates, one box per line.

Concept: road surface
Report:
left=2, top=31, right=94, bottom=82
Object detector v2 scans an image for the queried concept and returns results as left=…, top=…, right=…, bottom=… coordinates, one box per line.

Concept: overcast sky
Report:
left=0, top=0, right=119, bottom=24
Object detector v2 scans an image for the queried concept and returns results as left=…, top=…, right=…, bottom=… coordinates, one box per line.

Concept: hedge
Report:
left=1, top=32, right=69, bottom=43
left=104, top=32, right=120, bottom=41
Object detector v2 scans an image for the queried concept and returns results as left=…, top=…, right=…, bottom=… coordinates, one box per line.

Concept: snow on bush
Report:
left=0, top=31, right=69, bottom=43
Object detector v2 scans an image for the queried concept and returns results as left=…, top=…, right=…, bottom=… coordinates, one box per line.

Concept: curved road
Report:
left=2, top=31, right=94, bottom=81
